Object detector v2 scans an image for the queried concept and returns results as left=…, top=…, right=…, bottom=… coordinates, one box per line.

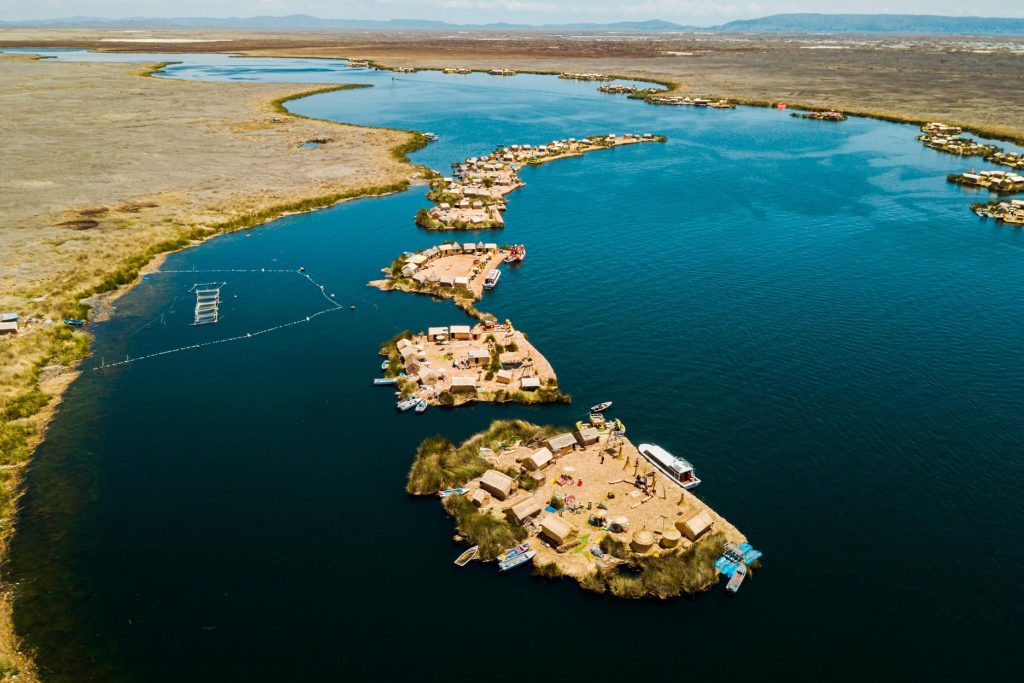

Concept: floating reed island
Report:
left=391, top=66, right=418, bottom=73
left=972, top=199, right=1024, bottom=226
left=645, top=94, right=735, bottom=109
left=415, top=133, right=666, bottom=231
left=442, top=67, right=472, bottom=75
left=408, top=419, right=757, bottom=598
left=369, top=240, right=518, bottom=319
left=948, top=169, right=1024, bottom=194
left=791, top=110, right=847, bottom=122
left=559, top=72, right=613, bottom=82
left=917, top=122, right=1000, bottom=157
left=984, top=151, right=1024, bottom=171
left=346, top=59, right=371, bottom=68
left=378, top=325, right=566, bottom=409
left=489, top=68, right=517, bottom=76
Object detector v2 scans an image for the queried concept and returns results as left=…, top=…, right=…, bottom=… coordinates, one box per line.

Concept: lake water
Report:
left=6, top=50, right=1023, bottom=680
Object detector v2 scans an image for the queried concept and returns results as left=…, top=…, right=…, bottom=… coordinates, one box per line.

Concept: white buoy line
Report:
left=95, top=268, right=344, bottom=370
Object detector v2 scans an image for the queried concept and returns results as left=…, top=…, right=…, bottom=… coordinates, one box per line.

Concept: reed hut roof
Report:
left=480, top=469, right=514, bottom=500
left=633, top=530, right=655, bottom=547
left=524, top=447, right=553, bottom=471
left=508, top=496, right=544, bottom=524
left=678, top=510, right=714, bottom=541
left=540, top=514, right=575, bottom=544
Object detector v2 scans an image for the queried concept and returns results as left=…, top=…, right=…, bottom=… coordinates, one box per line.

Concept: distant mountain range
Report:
left=2, top=13, right=1023, bottom=36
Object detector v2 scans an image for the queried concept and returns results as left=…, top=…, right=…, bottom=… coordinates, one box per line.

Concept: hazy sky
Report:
left=3, top=1, right=1023, bottom=24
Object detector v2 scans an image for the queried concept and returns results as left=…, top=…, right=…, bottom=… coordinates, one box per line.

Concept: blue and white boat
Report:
left=437, top=487, right=470, bottom=498
left=499, top=549, right=535, bottom=571
left=638, top=443, right=701, bottom=490
left=373, top=377, right=398, bottom=385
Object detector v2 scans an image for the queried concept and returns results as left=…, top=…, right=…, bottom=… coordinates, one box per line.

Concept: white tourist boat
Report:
left=638, top=443, right=701, bottom=490
left=483, top=269, right=501, bottom=289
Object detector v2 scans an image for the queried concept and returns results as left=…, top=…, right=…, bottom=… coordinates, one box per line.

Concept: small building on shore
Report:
left=0, top=313, right=18, bottom=335
left=427, top=326, right=449, bottom=341
left=678, top=510, right=714, bottom=541
left=540, top=514, right=576, bottom=546
left=495, top=369, right=513, bottom=385
left=450, top=376, right=477, bottom=393
left=520, top=377, right=541, bottom=391
left=546, top=432, right=577, bottom=456
left=507, top=496, right=544, bottom=524
left=480, top=469, right=514, bottom=500
left=523, top=447, right=553, bottom=471
left=466, top=348, right=490, bottom=365
left=575, top=426, right=600, bottom=446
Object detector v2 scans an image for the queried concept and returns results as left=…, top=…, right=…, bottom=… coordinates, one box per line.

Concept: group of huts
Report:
left=395, top=241, right=501, bottom=285
left=468, top=430, right=719, bottom=553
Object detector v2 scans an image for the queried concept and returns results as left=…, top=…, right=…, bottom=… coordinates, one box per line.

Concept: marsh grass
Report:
left=443, top=495, right=527, bottom=561
left=406, top=419, right=561, bottom=495
left=590, top=531, right=726, bottom=598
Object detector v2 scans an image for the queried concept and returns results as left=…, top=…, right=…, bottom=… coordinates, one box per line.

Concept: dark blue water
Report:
left=6, top=50, right=1023, bottom=680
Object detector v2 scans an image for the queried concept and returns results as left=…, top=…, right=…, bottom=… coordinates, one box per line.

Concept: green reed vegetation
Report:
left=443, top=495, right=527, bottom=561
left=406, top=420, right=561, bottom=495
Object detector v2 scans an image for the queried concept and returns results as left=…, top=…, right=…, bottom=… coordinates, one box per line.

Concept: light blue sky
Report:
left=3, top=1, right=1023, bottom=24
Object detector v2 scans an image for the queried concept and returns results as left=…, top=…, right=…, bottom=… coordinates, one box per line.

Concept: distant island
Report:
left=4, top=13, right=1024, bottom=36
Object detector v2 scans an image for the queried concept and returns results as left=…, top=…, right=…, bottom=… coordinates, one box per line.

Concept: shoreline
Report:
left=0, top=56, right=426, bottom=679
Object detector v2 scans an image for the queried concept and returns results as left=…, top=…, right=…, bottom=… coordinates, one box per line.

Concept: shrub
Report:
left=549, top=494, right=564, bottom=510
left=443, top=495, right=526, bottom=560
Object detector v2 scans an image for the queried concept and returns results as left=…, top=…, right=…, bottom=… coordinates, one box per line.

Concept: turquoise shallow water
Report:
left=5, top=51, right=1024, bottom=679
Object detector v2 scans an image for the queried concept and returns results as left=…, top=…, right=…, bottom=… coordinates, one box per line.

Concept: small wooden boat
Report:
left=396, top=396, right=420, bottom=411
left=423, top=132, right=439, bottom=141
left=590, top=401, right=612, bottom=413
left=381, top=360, right=390, bottom=370
left=437, top=487, right=470, bottom=498
left=726, top=562, right=747, bottom=593
left=454, top=544, right=477, bottom=565
left=414, top=400, right=428, bottom=414
left=373, top=377, right=397, bottom=385
left=497, top=542, right=531, bottom=563
left=499, top=549, right=535, bottom=571
left=454, top=545, right=478, bottom=566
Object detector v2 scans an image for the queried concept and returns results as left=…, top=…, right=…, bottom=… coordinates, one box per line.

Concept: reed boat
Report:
left=454, top=546, right=479, bottom=566
left=638, top=443, right=701, bottom=490
left=373, top=377, right=398, bottom=385
left=726, top=562, right=747, bottom=593
left=576, top=413, right=626, bottom=435
left=498, top=549, right=536, bottom=571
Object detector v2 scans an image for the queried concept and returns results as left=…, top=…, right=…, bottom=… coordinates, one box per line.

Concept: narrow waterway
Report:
left=6, top=50, right=1023, bottom=679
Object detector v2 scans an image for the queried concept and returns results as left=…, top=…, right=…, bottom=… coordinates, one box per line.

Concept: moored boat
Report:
left=414, top=400, right=428, bottom=414
left=397, top=396, right=420, bottom=411
left=381, top=360, right=390, bottom=370
left=373, top=377, right=398, bottom=385
left=590, top=401, right=612, bottom=413
left=498, top=549, right=536, bottom=571
left=638, top=443, right=701, bottom=489
left=483, top=269, right=501, bottom=289
left=497, top=542, right=531, bottom=563
left=437, top=487, right=470, bottom=498
left=726, top=562, right=747, bottom=593
left=454, top=545, right=479, bottom=566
